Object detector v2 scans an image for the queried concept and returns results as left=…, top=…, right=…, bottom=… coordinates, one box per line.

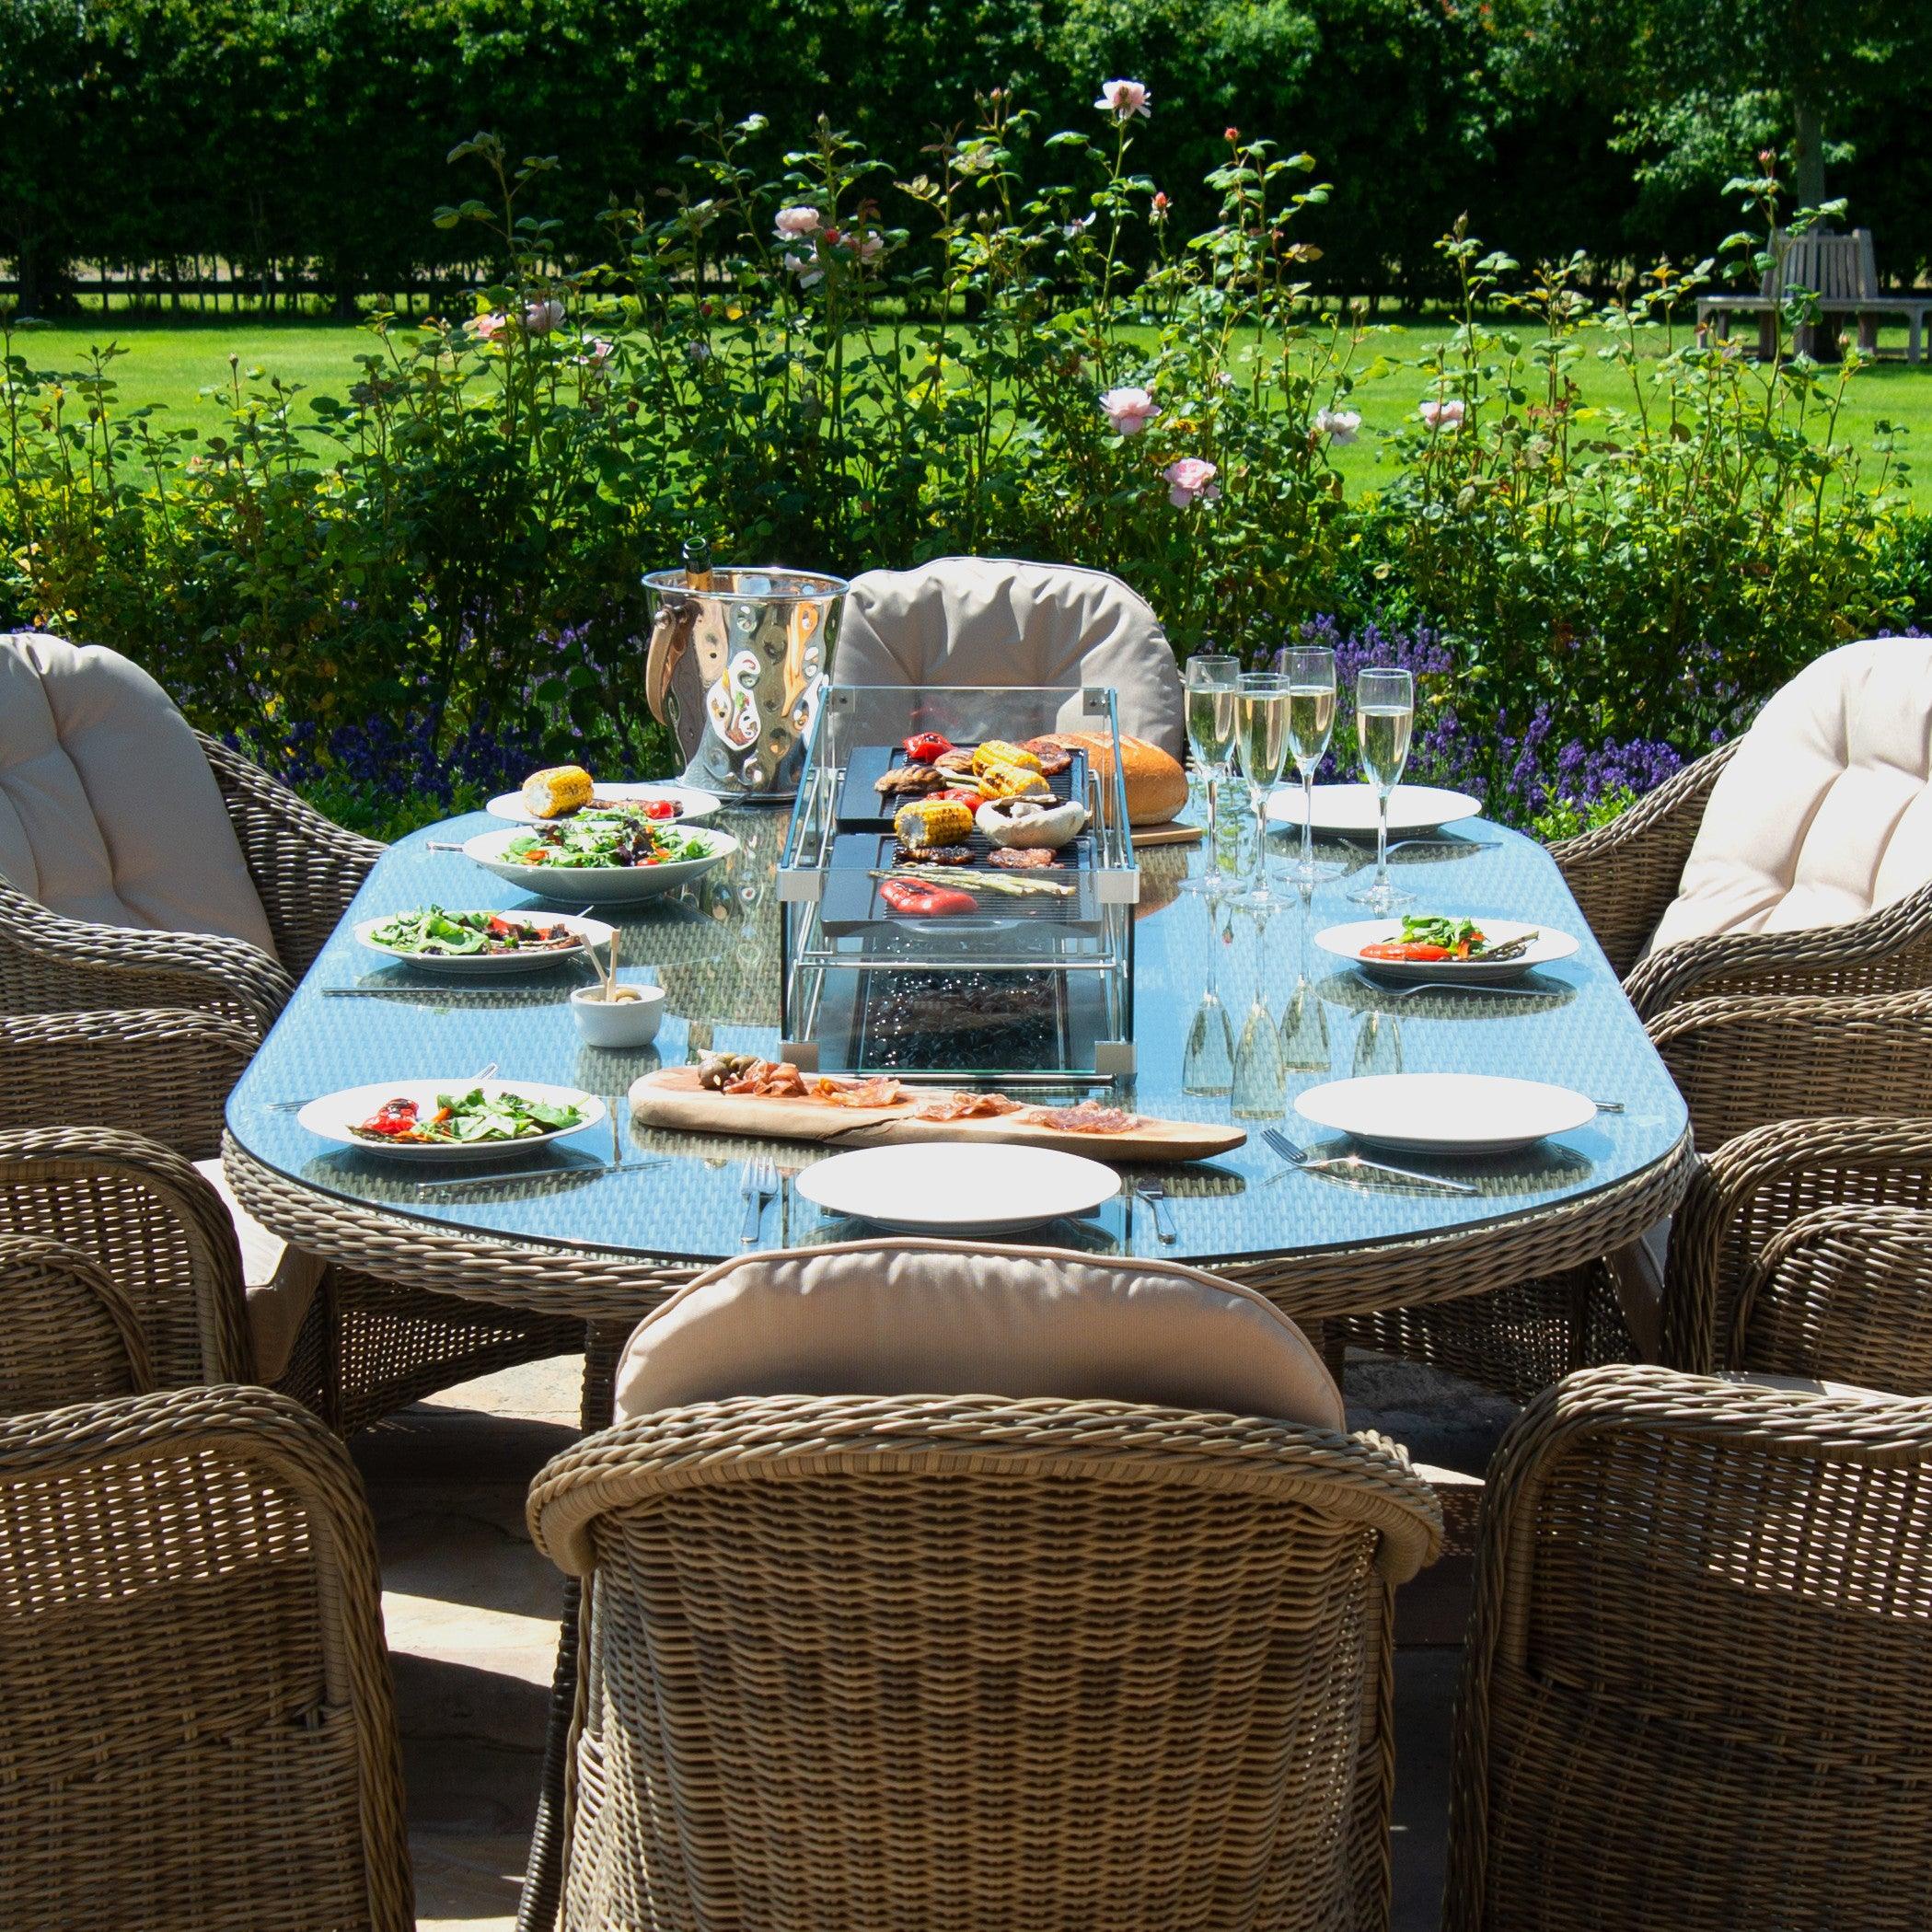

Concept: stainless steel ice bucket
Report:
left=643, top=564, right=848, bottom=799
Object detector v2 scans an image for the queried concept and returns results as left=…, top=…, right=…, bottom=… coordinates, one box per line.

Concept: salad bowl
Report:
left=1315, top=916, right=1579, bottom=986
left=461, top=820, right=738, bottom=904
left=297, top=1078, right=606, bottom=1163
left=354, top=909, right=613, bottom=976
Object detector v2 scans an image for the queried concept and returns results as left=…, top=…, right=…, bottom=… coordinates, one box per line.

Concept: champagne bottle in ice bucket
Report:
left=642, top=548, right=849, bottom=800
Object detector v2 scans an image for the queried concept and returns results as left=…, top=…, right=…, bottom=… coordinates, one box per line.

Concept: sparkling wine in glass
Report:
left=1348, top=667, right=1416, bottom=912
left=1232, top=672, right=1290, bottom=909
left=1180, top=654, right=1241, bottom=897
left=1281, top=645, right=1343, bottom=886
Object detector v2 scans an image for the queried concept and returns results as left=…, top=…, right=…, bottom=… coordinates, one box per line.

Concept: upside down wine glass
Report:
left=1232, top=672, right=1290, bottom=911
left=1281, top=645, right=1344, bottom=886
left=1179, top=654, right=1241, bottom=897
left=1347, top=666, right=1416, bottom=913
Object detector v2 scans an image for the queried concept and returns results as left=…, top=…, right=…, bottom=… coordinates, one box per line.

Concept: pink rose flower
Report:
left=1315, top=408, right=1361, bottom=445
left=525, top=298, right=565, bottom=335
left=1163, top=457, right=1221, bottom=509
left=783, top=250, right=825, bottom=290
left=579, top=338, right=615, bottom=368
left=1094, top=78, right=1151, bottom=121
left=1418, top=399, right=1466, bottom=431
left=1099, top=386, right=1159, bottom=436
left=773, top=205, right=822, bottom=240
left=472, top=312, right=507, bottom=341
left=839, top=229, right=885, bottom=263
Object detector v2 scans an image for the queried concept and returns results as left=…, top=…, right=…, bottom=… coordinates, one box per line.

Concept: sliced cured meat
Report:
left=986, top=846, right=1060, bottom=869
left=895, top=843, right=976, bottom=865
left=1022, top=736, right=1075, bottom=776
left=914, top=1090, right=1029, bottom=1121
left=1022, top=1101, right=1140, bottom=1134
left=723, top=1059, right=807, bottom=1097
left=813, top=1075, right=907, bottom=1108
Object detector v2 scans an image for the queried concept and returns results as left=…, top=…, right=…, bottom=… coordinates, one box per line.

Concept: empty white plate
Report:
left=1313, top=918, right=1579, bottom=985
left=1295, top=1073, right=1596, bottom=1155
left=354, top=911, right=613, bottom=976
left=297, top=1078, right=605, bottom=1163
left=486, top=781, right=722, bottom=825
left=796, top=1141, right=1120, bottom=1233
left=1267, top=783, right=1482, bottom=836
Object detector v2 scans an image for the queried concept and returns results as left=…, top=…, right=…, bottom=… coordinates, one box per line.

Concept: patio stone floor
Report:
left=353, top=1352, right=1517, bottom=1932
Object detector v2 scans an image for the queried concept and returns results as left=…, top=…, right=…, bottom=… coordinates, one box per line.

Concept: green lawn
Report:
left=11, top=314, right=1932, bottom=499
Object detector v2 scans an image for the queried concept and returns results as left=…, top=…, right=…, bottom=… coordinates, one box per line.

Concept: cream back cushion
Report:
left=1650, top=638, right=1932, bottom=954
left=836, top=558, right=1186, bottom=758
left=0, top=634, right=277, bottom=954
left=614, top=1239, right=1343, bottom=1429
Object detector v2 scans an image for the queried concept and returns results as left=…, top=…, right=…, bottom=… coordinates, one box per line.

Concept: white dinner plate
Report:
left=353, top=911, right=613, bottom=976
left=1295, top=1073, right=1596, bottom=1156
left=297, top=1078, right=605, bottom=1163
left=485, top=781, right=722, bottom=825
left=796, top=1141, right=1121, bottom=1234
left=1313, top=918, right=1579, bottom=985
left=1267, top=783, right=1483, bottom=837
left=461, top=825, right=736, bottom=903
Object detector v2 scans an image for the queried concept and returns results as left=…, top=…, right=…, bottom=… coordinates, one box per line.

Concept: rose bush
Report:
left=1, top=91, right=1924, bottom=838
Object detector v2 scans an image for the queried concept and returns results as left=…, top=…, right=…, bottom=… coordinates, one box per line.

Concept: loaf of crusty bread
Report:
left=1040, top=732, right=1189, bottom=827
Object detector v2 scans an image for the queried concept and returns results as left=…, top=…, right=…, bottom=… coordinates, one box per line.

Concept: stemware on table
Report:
left=1347, top=666, right=1417, bottom=913
left=1231, top=899, right=1289, bottom=1120
left=1278, top=873, right=1332, bottom=1071
left=1178, top=653, right=1241, bottom=897
left=1181, top=885, right=1236, bottom=1096
left=1232, top=671, right=1292, bottom=911
left=1279, top=645, right=1345, bottom=887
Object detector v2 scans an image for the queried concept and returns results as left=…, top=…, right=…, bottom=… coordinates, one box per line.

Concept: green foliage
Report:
left=1, top=99, right=1923, bottom=827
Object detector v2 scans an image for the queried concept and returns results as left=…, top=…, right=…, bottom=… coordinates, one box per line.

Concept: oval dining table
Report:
left=222, top=799, right=1694, bottom=1930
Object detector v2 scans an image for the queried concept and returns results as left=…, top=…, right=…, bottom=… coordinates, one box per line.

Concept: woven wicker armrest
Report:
left=1444, top=1363, right=1932, bottom=1932
left=0, top=1385, right=413, bottom=1932
left=0, top=877, right=293, bottom=1035
left=1648, top=987, right=1932, bottom=1146
left=530, top=1393, right=1446, bottom=1583
left=0, top=1232, right=153, bottom=1412
left=1547, top=742, right=1736, bottom=975
left=1734, top=1202, right=1932, bottom=1393
left=199, top=734, right=383, bottom=977
left=0, top=1126, right=252, bottom=1386
left=1625, top=879, right=1932, bottom=1022
left=1662, top=1115, right=1932, bottom=1372
left=0, top=1006, right=259, bottom=1158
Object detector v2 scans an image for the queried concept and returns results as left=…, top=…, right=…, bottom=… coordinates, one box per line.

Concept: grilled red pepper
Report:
left=880, top=876, right=978, bottom=917
left=904, top=731, right=953, bottom=763
left=358, top=1098, right=421, bottom=1138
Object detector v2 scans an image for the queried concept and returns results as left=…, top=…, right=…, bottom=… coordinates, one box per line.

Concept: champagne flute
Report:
left=1232, top=901, right=1288, bottom=1119
left=1347, top=666, right=1416, bottom=912
left=1179, top=654, right=1241, bottom=897
left=1278, top=873, right=1332, bottom=1071
left=1351, top=1007, right=1405, bottom=1079
left=1232, top=672, right=1290, bottom=910
left=1281, top=645, right=1344, bottom=886
left=1182, top=887, right=1235, bottom=1095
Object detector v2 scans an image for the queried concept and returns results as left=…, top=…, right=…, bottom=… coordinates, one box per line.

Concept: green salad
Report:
left=506, top=811, right=712, bottom=871
left=368, top=907, right=580, bottom=956
left=352, top=1086, right=584, bottom=1144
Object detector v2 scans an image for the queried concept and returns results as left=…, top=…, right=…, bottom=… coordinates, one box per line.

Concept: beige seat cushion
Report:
left=836, top=558, right=1186, bottom=759
left=193, top=1158, right=325, bottom=1382
left=1649, top=638, right=1932, bottom=954
left=0, top=634, right=278, bottom=954
left=614, top=1239, right=1342, bottom=1429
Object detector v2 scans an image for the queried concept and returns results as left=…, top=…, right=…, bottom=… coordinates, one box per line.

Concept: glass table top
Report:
left=226, top=804, right=1690, bottom=1265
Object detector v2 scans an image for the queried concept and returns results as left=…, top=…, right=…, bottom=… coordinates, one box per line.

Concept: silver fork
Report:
left=1135, top=1176, right=1178, bottom=1244
left=1261, top=1125, right=1476, bottom=1196
left=740, top=1157, right=780, bottom=1245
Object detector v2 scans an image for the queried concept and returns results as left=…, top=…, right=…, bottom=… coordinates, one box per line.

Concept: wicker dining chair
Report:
left=0, top=632, right=381, bottom=1037
left=0, top=1231, right=153, bottom=1412
left=1550, top=637, right=1932, bottom=1023
left=1443, top=1364, right=1932, bottom=1932
left=0, top=1383, right=413, bottom=1932
left=529, top=1240, right=1443, bottom=1932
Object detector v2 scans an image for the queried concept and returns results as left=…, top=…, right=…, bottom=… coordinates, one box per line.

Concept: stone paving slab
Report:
left=360, top=1350, right=1512, bottom=1930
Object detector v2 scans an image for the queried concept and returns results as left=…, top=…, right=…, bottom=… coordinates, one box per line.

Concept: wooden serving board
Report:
left=1131, top=821, right=1204, bottom=849
left=629, top=1067, right=1244, bottom=1163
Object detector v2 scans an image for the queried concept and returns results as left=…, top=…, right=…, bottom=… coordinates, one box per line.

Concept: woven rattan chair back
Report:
left=1734, top=1202, right=1932, bottom=1393
left=532, top=1393, right=1441, bottom=1932
left=1445, top=1366, right=1932, bottom=1931
left=0, top=1385, right=412, bottom=1930
left=0, top=1232, right=150, bottom=1412
left=0, top=1127, right=250, bottom=1388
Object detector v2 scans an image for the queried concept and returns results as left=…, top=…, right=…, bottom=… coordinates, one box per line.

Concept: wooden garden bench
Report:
left=1696, top=228, right=1932, bottom=363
